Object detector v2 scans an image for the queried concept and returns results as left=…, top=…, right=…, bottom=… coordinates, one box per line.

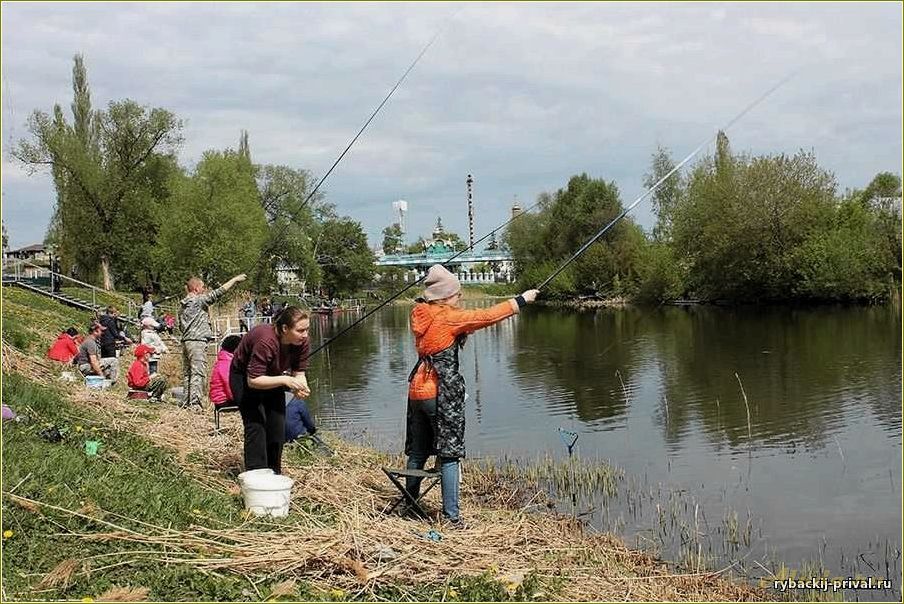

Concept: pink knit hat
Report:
left=423, top=264, right=461, bottom=301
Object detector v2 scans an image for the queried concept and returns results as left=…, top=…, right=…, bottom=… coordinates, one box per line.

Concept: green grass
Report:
left=0, top=372, right=296, bottom=601
left=2, top=287, right=93, bottom=354
left=0, top=370, right=562, bottom=602
left=59, top=286, right=141, bottom=314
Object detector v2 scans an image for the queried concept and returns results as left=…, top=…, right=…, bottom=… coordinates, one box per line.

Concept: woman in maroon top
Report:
left=230, top=307, right=311, bottom=474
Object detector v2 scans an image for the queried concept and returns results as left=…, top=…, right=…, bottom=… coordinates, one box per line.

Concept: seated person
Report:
left=47, top=327, right=79, bottom=364
left=140, top=318, right=168, bottom=374
left=76, top=322, right=118, bottom=382
left=285, top=396, right=317, bottom=442
left=209, top=334, right=242, bottom=407
left=126, top=344, right=168, bottom=401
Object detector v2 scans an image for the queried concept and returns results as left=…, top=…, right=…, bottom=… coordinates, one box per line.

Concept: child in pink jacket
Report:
left=210, top=335, right=242, bottom=406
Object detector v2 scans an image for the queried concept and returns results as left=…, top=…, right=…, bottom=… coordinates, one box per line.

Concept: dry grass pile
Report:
left=3, top=319, right=766, bottom=601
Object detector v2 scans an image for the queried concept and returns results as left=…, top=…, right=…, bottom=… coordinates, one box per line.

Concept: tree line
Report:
left=14, top=55, right=375, bottom=298
left=505, top=132, right=901, bottom=303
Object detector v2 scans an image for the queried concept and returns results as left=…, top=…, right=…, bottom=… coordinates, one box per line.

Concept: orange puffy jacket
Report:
left=407, top=299, right=518, bottom=400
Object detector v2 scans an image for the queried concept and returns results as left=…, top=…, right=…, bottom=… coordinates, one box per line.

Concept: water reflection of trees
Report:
left=648, top=306, right=902, bottom=450
left=306, top=311, right=381, bottom=398
left=512, top=308, right=648, bottom=423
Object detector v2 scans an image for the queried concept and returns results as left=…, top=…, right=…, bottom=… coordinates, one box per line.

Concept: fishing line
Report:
left=305, top=196, right=544, bottom=359
left=537, top=71, right=797, bottom=291
left=257, top=7, right=463, bottom=270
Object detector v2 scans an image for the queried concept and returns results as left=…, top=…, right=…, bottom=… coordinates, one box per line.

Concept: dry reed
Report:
left=3, top=336, right=766, bottom=601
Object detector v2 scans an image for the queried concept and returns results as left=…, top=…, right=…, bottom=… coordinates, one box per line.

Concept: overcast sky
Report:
left=2, top=2, right=901, bottom=250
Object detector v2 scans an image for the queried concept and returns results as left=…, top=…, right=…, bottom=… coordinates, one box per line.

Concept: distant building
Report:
left=424, top=217, right=457, bottom=255
left=5, top=243, right=49, bottom=264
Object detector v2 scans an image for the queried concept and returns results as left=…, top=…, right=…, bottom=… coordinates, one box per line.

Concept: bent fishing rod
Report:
left=305, top=197, right=544, bottom=359
left=537, top=71, right=796, bottom=291
left=256, top=10, right=461, bottom=271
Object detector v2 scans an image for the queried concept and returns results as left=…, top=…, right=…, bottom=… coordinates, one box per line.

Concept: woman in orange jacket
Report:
left=406, top=264, right=538, bottom=526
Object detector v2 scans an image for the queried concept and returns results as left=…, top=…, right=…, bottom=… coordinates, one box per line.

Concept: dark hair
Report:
left=221, top=334, right=242, bottom=353
left=275, top=306, right=310, bottom=335
left=65, top=327, right=78, bottom=337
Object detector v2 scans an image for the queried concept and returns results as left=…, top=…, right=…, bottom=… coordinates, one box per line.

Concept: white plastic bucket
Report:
left=237, top=468, right=274, bottom=486
left=85, top=375, right=111, bottom=390
left=240, top=471, right=294, bottom=517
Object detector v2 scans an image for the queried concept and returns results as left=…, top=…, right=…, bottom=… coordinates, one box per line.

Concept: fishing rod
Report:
left=537, top=71, right=796, bottom=291
left=305, top=196, right=544, bottom=359
left=256, top=9, right=461, bottom=272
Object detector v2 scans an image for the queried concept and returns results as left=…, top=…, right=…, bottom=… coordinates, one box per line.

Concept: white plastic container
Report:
left=85, top=375, right=111, bottom=390
left=239, top=470, right=294, bottom=517
left=237, top=468, right=274, bottom=485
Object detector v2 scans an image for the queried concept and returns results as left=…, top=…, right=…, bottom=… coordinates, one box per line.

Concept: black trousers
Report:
left=230, top=370, right=286, bottom=474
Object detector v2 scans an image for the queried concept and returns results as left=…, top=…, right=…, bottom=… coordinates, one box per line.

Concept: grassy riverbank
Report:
left=1, top=287, right=768, bottom=601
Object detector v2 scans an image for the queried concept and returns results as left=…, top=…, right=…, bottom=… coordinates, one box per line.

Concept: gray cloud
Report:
left=2, top=2, right=900, bottom=249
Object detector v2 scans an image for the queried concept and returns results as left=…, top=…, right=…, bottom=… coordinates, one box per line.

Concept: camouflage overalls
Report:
left=179, top=286, right=225, bottom=408
left=406, top=337, right=467, bottom=458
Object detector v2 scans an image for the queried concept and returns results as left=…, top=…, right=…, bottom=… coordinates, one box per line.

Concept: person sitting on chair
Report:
left=127, top=344, right=168, bottom=401
left=285, top=395, right=317, bottom=442
left=210, top=335, right=242, bottom=407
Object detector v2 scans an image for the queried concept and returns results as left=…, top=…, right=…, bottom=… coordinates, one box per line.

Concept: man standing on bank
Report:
left=179, top=273, right=246, bottom=410
left=406, top=264, right=538, bottom=526
left=230, top=307, right=311, bottom=474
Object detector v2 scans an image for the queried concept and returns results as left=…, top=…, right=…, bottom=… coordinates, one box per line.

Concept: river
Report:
left=303, top=302, right=901, bottom=598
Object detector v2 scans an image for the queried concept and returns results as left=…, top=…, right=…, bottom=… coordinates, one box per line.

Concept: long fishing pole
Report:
left=257, top=8, right=461, bottom=268
left=305, top=196, right=544, bottom=359
left=537, top=71, right=796, bottom=291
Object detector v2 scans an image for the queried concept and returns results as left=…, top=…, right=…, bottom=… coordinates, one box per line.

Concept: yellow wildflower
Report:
left=81, top=598, right=94, bottom=603
left=3, top=530, right=13, bottom=539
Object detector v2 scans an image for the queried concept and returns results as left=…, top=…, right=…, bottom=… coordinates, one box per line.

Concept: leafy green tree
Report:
left=406, top=237, right=428, bottom=254
left=671, top=134, right=846, bottom=300
left=791, top=197, right=890, bottom=300
left=316, top=218, right=375, bottom=297
left=504, top=192, right=551, bottom=275
left=644, top=145, right=684, bottom=241
left=382, top=222, right=403, bottom=254
left=442, top=231, right=469, bottom=252
left=153, top=150, right=267, bottom=292
left=635, top=240, right=685, bottom=303
left=254, top=163, right=325, bottom=292
left=15, top=54, right=182, bottom=290
left=861, top=171, right=902, bottom=210
left=859, top=172, right=902, bottom=283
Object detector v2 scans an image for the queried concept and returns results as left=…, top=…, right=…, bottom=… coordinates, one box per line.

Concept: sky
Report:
left=2, top=1, right=902, bottom=251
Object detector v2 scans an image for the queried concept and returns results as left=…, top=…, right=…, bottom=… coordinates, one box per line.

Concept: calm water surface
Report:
left=304, top=303, right=901, bottom=597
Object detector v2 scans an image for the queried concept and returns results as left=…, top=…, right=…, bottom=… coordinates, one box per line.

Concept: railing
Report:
left=211, top=314, right=274, bottom=338
left=1, top=258, right=139, bottom=318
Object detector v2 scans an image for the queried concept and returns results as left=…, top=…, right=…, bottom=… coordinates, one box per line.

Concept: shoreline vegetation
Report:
left=1, top=287, right=770, bottom=602
left=382, top=284, right=900, bottom=309
left=10, top=55, right=898, bottom=309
